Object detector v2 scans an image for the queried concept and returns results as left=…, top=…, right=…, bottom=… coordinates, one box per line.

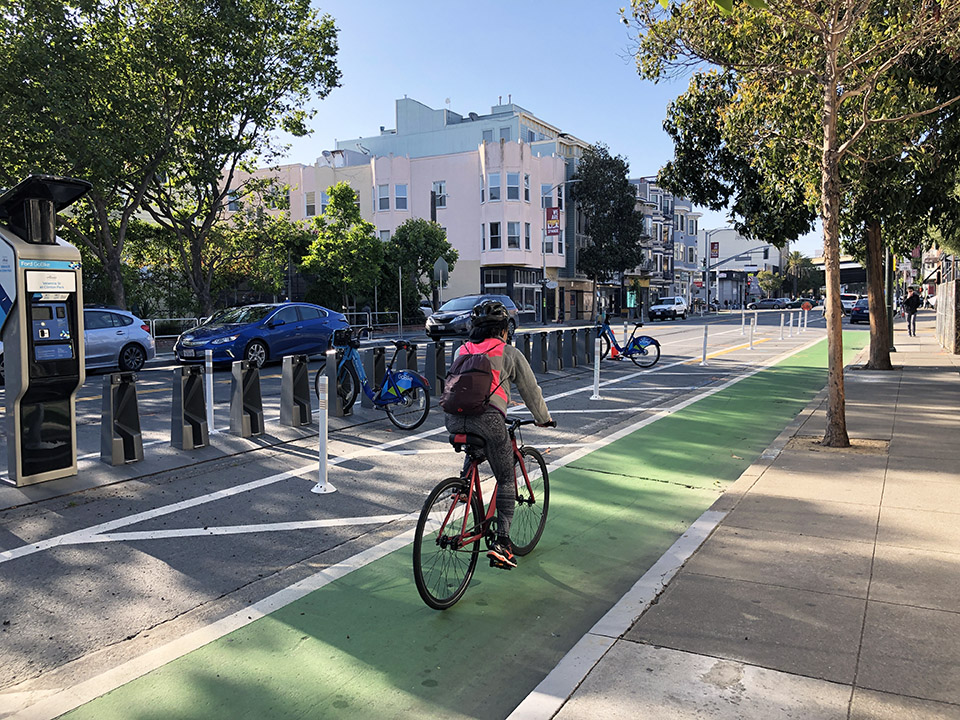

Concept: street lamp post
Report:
left=541, top=178, right=580, bottom=324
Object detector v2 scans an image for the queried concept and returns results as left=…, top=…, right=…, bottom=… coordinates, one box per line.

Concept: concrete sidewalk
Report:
left=537, top=314, right=960, bottom=719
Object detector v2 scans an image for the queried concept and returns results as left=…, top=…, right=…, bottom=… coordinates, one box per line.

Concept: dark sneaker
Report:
left=487, top=538, right=517, bottom=569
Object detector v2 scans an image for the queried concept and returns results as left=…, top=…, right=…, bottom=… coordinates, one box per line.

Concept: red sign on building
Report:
left=545, top=207, right=561, bottom=236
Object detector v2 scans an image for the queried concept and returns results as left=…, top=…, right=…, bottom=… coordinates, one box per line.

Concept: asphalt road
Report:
left=0, top=310, right=855, bottom=718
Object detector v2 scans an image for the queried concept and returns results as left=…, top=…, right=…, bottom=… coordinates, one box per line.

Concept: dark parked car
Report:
left=849, top=298, right=870, bottom=324
left=424, top=294, right=520, bottom=341
left=747, top=298, right=786, bottom=310
left=174, top=302, right=348, bottom=368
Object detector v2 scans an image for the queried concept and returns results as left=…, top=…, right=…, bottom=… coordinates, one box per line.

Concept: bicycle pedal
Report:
left=489, top=558, right=513, bottom=570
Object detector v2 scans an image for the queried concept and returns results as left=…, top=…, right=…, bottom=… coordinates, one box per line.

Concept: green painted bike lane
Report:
left=64, top=333, right=865, bottom=720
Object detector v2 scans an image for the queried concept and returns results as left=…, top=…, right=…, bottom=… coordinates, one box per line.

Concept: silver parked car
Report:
left=0, top=306, right=156, bottom=385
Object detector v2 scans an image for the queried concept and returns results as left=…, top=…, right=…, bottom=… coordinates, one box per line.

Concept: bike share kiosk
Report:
left=0, top=175, right=91, bottom=486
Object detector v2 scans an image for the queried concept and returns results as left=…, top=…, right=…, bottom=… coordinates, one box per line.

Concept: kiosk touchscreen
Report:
left=0, top=175, right=90, bottom=486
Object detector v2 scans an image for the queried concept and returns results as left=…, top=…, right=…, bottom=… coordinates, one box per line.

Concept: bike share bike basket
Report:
left=333, top=327, right=353, bottom=346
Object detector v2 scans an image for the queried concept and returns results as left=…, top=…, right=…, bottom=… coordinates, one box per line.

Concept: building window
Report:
left=689, top=219, right=698, bottom=235
left=500, top=126, right=511, bottom=142
left=320, top=191, right=330, bottom=214
left=490, top=222, right=501, bottom=250
left=378, top=184, right=389, bottom=211
left=227, top=191, right=239, bottom=212
left=557, top=185, right=564, bottom=211
left=395, top=184, right=408, bottom=210
left=488, top=173, right=501, bottom=201
left=481, top=224, right=485, bottom=251
left=544, top=230, right=553, bottom=254
left=507, top=173, right=520, bottom=200
left=305, top=191, right=316, bottom=217
left=508, top=221, right=520, bottom=249
left=763, top=248, right=770, bottom=260
left=558, top=230, right=564, bottom=255
left=688, top=246, right=696, bottom=264
left=380, top=230, right=391, bottom=242
left=541, top=184, right=553, bottom=209
left=482, top=129, right=493, bottom=143
left=527, top=129, right=536, bottom=143
left=525, top=222, right=531, bottom=250
left=432, top=180, right=446, bottom=208
left=484, top=268, right=507, bottom=288
left=524, top=174, right=530, bottom=202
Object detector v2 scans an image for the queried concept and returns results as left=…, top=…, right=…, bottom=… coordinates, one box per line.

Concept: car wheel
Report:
left=244, top=340, right=268, bottom=369
left=119, top=343, right=146, bottom=372
left=680, top=312, right=686, bottom=320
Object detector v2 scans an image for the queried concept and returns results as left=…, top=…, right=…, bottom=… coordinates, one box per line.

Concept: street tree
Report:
left=785, top=251, right=814, bottom=297
left=756, top=270, right=782, bottom=297
left=382, top=218, right=459, bottom=316
left=0, top=0, right=182, bottom=309
left=138, top=0, right=340, bottom=315
left=569, top=144, right=646, bottom=318
left=301, top=183, right=383, bottom=311
left=626, top=0, right=960, bottom=446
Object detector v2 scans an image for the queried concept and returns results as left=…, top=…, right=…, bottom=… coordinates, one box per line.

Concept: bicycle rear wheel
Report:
left=598, top=334, right=611, bottom=360
left=385, top=383, right=430, bottom=430
left=314, top=362, right=359, bottom=410
left=628, top=337, right=660, bottom=368
left=510, top=447, right=550, bottom=556
left=413, top=477, right=484, bottom=610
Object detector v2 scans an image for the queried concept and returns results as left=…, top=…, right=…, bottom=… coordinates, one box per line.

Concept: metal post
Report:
left=311, top=374, right=336, bottom=495
left=699, top=325, right=709, bottom=367
left=779, top=313, right=784, bottom=340
left=590, top=337, right=602, bottom=400
left=750, top=316, right=756, bottom=349
left=205, top=349, right=215, bottom=433
left=398, top=265, right=403, bottom=339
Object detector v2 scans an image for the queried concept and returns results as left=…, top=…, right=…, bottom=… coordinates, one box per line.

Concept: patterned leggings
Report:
left=444, top=408, right=516, bottom=538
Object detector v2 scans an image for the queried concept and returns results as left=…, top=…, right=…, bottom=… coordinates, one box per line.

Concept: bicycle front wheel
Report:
left=599, top=334, right=611, bottom=360
left=385, top=383, right=430, bottom=430
left=340, top=362, right=360, bottom=411
left=510, top=447, right=550, bottom=556
left=413, top=477, right=484, bottom=610
left=628, top=337, right=661, bottom=368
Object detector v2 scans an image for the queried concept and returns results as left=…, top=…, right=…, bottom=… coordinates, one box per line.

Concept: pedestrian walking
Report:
left=903, top=286, right=922, bottom=336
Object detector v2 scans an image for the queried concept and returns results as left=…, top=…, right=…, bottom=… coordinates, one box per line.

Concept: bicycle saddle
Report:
left=394, top=340, right=415, bottom=350
left=449, top=432, right=486, bottom=452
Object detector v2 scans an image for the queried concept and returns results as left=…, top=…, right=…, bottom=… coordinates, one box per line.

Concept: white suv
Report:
left=840, top=293, right=860, bottom=315
left=649, top=296, right=688, bottom=321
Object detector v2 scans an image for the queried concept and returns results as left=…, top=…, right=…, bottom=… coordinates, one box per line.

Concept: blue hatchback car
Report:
left=174, top=303, right=348, bottom=368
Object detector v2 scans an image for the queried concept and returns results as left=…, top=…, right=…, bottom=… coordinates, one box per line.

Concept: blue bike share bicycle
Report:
left=314, top=327, right=431, bottom=430
left=595, top=316, right=661, bottom=368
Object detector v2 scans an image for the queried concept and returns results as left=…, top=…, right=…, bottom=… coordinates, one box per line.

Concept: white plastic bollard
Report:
left=622, top=321, right=628, bottom=347
left=749, top=316, right=756, bottom=350
left=779, top=313, right=784, bottom=340
left=803, top=308, right=809, bottom=331
left=312, top=374, right=336, bottom=494
left=700, top=324, right=709, bottom=366
left=590, top=337, right=602, bottom=401
left=788, top=313, right=794, bottom=338
left=205, top=349, right=215, bottom=434
left=741, top=307, right=746, bottom=336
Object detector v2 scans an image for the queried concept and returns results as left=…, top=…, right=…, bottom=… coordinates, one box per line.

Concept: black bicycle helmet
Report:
left=470, top=299, right=509, bottom=327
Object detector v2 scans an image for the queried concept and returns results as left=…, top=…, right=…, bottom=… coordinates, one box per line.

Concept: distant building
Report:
left=698, top=228, right=788, bottom=306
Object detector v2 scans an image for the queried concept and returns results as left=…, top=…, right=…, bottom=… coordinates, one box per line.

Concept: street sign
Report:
left=694, top=280, right=703, bottom=288
left=545, top=280, right=558, bottom=290
left=433, top=256, right=449, bottom=285
left=710, top=241, right=719, bottom=259
left=743, top=264, right=759, bottom=272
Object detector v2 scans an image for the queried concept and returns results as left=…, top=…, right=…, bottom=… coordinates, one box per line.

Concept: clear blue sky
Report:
left=278, top=0, right=822, bottom=257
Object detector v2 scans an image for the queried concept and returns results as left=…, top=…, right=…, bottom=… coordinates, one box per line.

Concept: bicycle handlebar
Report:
left=508, top=418, right=557, bottom=430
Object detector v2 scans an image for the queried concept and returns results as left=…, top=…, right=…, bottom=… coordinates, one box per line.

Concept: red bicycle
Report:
left=413, top=418, right=555, bottom=610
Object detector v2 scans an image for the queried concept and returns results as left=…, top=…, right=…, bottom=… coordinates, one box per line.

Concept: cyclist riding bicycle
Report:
left=443, top=299, right=553, bottom=570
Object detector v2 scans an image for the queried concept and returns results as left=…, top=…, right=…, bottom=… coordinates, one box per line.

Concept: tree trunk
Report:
left=105, top=252, right=127, bottom=310
left=819, top=45, right=850, bottom=448
left=864, top=220, right=892, bottom=370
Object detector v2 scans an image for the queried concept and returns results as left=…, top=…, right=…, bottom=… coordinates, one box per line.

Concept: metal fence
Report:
left=343, top=311, right=402, bottom=336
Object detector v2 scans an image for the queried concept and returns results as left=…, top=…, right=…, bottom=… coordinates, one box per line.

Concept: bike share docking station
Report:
left=100, top=372, right=144, bottom=465
left=230, top=359, right=264, bottom=437
left=280, top=354, right=311, bottom=426
left=0, top=175, right=91, bottom=486
left=172, top=365, right=209, bottom=450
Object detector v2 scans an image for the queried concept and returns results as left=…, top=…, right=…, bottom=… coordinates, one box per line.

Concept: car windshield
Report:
left=438, top=296, right=480, bottom=312
left=658, top=298, right=676, bottom=305
left=206, top=306, right=273, bottom=325
left=855, top=299, right=869, bottom=308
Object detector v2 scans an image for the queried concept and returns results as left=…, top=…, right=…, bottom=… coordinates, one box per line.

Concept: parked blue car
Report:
left=174, top=303, right=348, bottom=368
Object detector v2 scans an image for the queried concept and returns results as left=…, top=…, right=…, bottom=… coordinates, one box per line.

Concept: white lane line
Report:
left=74, top=514, right=408, bottom=544
left=509, top=408, right=655, bottom=415
left=10, top=334, right=828, bottom=720
left=0, top=331, right=808, bottom=565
